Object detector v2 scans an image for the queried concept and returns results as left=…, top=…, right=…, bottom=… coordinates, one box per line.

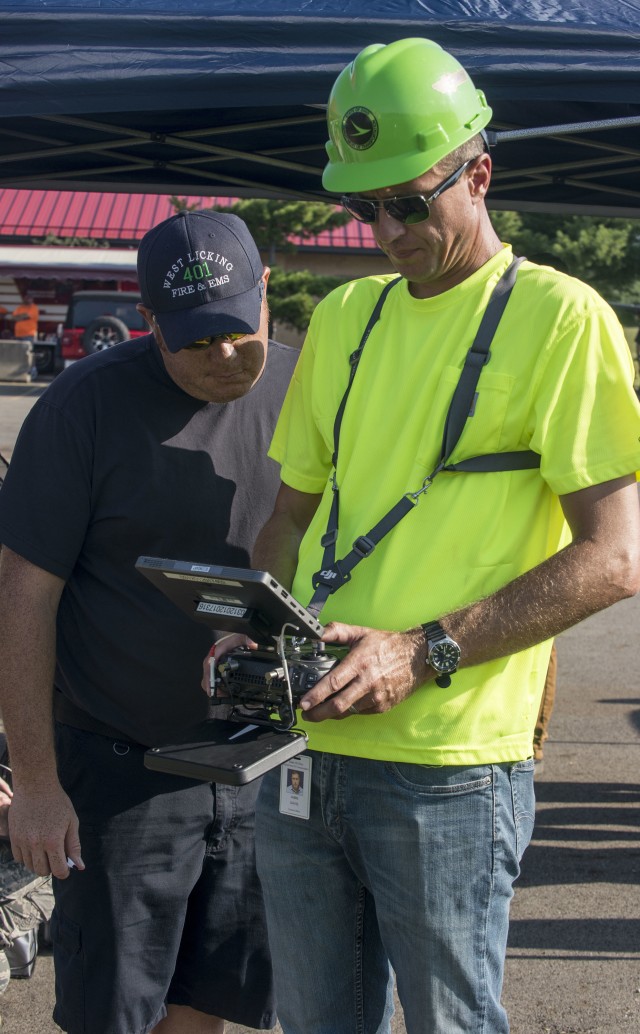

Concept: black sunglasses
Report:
left=340, top=158, right=476, bottom=226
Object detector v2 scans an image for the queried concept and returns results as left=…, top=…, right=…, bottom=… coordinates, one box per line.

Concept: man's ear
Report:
left=469, top=153, right=492, bottom=204
left=137, top=302, right=155, bottom=332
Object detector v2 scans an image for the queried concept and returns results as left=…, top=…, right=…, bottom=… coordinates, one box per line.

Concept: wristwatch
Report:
left=421, top=621, right=461, bottom=689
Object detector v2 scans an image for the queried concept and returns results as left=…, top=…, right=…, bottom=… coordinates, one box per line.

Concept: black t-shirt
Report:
left=0, top=335, right=297, bottom=744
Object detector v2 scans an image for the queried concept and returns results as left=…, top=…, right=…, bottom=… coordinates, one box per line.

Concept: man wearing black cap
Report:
left=0, top=211, right=296, bottom=1034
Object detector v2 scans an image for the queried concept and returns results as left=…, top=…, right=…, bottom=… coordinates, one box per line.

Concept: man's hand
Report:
left=8, top=782, right=84, bottom=879
left=299, top=622, right=429, bottom=722
left=200, top=634, right=258, bottom=696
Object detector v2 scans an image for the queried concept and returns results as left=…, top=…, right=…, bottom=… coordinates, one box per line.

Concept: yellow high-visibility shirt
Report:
left=269, top=246, right=640, bottom=765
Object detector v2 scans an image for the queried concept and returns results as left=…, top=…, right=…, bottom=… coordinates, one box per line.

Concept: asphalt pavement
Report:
left=0, top=376, right=638, bottom=1034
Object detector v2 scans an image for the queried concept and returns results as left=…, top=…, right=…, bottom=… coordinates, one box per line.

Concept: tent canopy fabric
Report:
left=1, top=1, right=640, bottom=216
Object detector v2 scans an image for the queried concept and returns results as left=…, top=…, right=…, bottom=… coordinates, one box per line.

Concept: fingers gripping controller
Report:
left=214, top=638, right=349, bottom=730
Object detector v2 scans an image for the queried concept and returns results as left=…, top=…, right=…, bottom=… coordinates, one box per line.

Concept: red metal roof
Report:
left=0, top=189, right=379, bottom=252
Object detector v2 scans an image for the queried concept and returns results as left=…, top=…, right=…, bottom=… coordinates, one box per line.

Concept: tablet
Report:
left=135, top=556, right=324, bottom=644
left=144, top=718, right=308, bottom=785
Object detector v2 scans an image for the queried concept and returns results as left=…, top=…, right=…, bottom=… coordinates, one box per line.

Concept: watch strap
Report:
left=421, top=620, right=447, bottom=643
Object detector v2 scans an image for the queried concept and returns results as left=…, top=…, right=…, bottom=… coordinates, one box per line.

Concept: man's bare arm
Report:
left=443, top=475, right=640, bottom=663
left=300, top=475, right=640, bottom=719
left=252, top=482, right=322, bottom=588
left=0, top=547, right=82, bottom=877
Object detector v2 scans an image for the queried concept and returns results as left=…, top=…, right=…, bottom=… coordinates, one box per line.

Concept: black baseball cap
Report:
left=137, top=210, right=265, bottom=353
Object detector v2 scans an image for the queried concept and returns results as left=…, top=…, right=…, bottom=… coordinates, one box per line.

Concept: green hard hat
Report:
left=322, top=37, right=492, bottom=194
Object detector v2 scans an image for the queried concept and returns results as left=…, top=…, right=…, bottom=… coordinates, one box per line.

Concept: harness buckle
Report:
left=352, top=535, right=376, bottom=558
left=320, top=529, right=338, bottom=548
left=406, top=461, right=446, bottom=501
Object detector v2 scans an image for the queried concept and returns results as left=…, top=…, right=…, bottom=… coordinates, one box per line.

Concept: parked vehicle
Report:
left=32, top=333, right=60, bottom=375
left=60, top=290, right=146, bottom=364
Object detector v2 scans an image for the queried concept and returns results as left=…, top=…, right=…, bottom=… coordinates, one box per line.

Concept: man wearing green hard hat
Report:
left=248, top=37, right=640, bottom=1034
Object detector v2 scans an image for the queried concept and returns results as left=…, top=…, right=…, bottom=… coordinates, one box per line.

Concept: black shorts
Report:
left=52, top=723, right=276, bottom=1034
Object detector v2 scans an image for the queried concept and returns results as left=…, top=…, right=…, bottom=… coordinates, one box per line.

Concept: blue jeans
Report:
left=255, top=752, right=535, bottom=1034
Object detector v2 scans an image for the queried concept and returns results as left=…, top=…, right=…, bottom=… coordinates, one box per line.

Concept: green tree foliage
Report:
left=490, top=210, right=640, bottom=302
left=265, top=267, right=348, bottom=330
left=206, top=198, right=349, bottom=258
left=170, top=196, right=351, bottom=331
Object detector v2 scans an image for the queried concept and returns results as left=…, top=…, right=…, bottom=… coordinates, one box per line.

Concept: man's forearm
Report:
left=0, top=550, right=83, bottom=877
left=0, top=550, right=63, bottom=788
left=441, top=515, right=640, bottom=669
left=252, top=484, right=322, bottom=589
left=252, top=512, right=304, bottom=589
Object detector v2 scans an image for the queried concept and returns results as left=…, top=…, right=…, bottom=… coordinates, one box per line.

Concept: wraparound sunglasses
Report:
left=340, top=158, right=476, bottom=225
left=184, top=332, right=246, bottom=351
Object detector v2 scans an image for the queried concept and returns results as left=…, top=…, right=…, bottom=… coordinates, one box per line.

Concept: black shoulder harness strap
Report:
left=307, top=257, right=539, bottom=617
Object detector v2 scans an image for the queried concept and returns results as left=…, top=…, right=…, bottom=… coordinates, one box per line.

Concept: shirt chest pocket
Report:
left=436, top=365, right=516, bottom=463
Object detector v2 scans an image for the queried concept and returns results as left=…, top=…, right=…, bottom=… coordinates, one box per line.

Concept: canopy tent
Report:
left=1, top=1, right=640, bottom=216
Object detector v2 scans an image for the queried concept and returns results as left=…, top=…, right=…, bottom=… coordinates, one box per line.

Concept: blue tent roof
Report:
left=1, top=0, right=639, bottom=215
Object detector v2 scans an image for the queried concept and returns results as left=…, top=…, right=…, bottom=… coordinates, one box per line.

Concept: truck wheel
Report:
left=83, top=317, right=130, bottom=354
left=32, top=343, right=55, bottom=375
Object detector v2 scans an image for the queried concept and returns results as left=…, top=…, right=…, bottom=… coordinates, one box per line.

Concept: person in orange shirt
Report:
left=10, top=293, right=39, bottom=343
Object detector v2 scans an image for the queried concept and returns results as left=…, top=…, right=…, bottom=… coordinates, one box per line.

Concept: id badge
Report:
left=279, top=753, right=312, bottom=820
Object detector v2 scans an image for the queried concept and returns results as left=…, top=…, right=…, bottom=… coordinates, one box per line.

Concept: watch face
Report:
left=430, top=641, right=460, bottom=674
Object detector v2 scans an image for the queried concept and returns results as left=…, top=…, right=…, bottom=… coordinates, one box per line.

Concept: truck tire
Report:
left=83, top=316, right=130, bottom=354
left=32, top=342, right=55, bottom=375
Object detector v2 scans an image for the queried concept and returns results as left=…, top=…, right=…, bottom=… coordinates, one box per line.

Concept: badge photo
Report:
left=279, top=754, right=312, bottom=820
